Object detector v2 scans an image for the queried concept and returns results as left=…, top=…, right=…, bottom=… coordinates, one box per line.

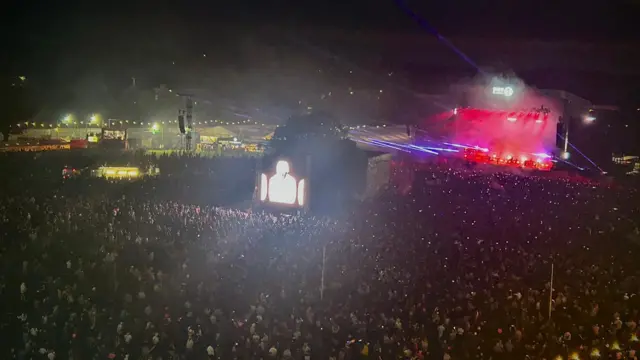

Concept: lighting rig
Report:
left=531, top=105, right=551, bottom=116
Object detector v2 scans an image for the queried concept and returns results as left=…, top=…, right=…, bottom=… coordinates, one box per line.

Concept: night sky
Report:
left=5, top=0, right=638, bottom=81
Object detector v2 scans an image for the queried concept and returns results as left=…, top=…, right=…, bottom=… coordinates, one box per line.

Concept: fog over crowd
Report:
left=1, top=150, right=640, bottom=360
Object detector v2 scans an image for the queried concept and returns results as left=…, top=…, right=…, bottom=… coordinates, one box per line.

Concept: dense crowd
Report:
left=2, top=152, right=640, bottom=360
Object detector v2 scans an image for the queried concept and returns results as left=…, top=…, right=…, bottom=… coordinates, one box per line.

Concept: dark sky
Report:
left=3, top=0, right=639, bottom=102
left=5, top=0, right=638, bottom=66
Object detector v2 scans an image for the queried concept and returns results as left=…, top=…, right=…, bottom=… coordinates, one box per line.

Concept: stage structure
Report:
left=255, top=147, right=366, bottom=214
left=177, top=94, right=195, bottom=151
left=256, top=112, right=368, bottom=214
left=362, top=153, right=392, bottom=199
left=400, top=76, right=564, bottom=171
left=257, top=144, right=369, bottom=214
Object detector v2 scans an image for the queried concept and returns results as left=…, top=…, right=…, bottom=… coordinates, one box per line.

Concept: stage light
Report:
left=535, top=119, right=543, bottom=123
left=453, top=108, right=458, bottom=115
left=507, top=117, right=517, bottom=122
left=506, top=155, right=513, bottom=160
left=520, top=156, right=528, bottom=162
left=561, top=151, right=571, bottom=160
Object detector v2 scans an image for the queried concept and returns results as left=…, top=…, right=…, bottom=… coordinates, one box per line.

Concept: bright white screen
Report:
left=267, top=160, right=298, bottom=205
left=297, top=179, right=305, bottom=206
left=260, top=174, right=268, bottom=201
left=260, top=160, right=306, bottom=207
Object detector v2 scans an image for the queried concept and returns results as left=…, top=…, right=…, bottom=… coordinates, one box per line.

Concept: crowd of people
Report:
left=2, top=151, right=640, bottom=360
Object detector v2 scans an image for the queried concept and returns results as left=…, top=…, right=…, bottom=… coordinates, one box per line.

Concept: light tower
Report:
left=178, top=94, right=194, bottom=151
left=185, top=96, right=194, bottom=152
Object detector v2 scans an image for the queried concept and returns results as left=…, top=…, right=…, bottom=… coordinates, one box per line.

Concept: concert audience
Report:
left=1, top=152, right=639, bottom=360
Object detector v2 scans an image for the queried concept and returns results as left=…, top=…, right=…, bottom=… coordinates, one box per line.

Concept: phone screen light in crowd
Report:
left=507, top=117, right=517, bottom=122
left=584, top=116, right=596, bottom=123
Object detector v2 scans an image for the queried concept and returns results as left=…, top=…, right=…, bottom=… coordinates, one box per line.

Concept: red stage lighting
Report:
left=463, top=147, right=552, bottom=171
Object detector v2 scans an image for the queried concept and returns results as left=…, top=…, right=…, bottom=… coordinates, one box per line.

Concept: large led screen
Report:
left=260, top=160, right=306, bottom=207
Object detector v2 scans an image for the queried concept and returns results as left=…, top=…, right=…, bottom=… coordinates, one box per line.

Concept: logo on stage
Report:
left=492, top=86, right=514, bottom=97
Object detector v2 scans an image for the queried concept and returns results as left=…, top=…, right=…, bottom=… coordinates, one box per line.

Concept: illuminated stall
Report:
left=0, top=143, right=71, bottom=152
left=93, top=167, right=142, bottom=180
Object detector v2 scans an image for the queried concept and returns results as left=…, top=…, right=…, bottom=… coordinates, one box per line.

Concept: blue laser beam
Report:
left=557, top=134, right=604, bottom=173
left=394, top=0, right=484, bottom=73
